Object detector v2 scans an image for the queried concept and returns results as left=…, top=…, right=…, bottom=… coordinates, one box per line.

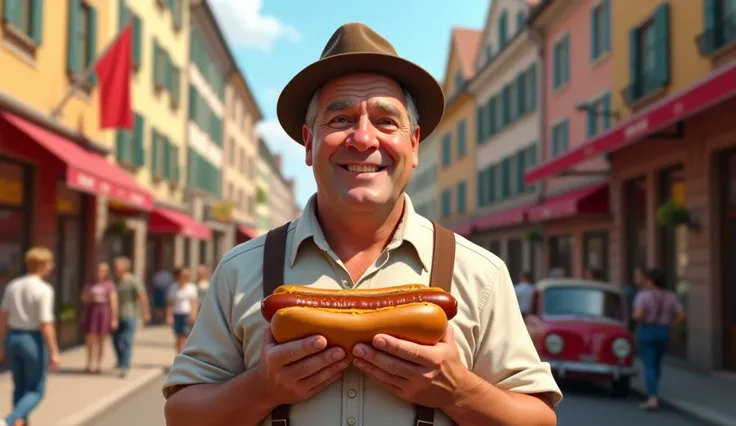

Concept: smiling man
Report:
left=162, top=23, right=562, bottom=426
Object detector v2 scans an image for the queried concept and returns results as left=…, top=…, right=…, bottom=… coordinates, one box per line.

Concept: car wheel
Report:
left=612, top=377, right=631, bottom=398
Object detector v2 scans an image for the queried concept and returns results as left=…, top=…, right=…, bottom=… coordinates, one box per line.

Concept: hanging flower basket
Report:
left=106, top=220, right=131, bottom=236
left=655, top=201, right=691, bottom=228
left=525, top=228, right=543, bottom=243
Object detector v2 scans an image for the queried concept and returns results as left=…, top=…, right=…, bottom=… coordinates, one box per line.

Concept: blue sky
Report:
left=210, top=0, right=489, bottom=208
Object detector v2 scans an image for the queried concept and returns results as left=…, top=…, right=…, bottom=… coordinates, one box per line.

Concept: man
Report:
left=515, top=272, right=535, bottom=317
left=112, top=257, right=150, bottom=378
left=152, top=267, right=175, bottom=323
left=163, top=23, right=561, bottom=426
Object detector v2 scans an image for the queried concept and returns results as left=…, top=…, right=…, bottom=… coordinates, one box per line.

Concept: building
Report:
left=459, top=0, right=543, bottom=281
left=224, top=70, right=262, bottom=245
left=407, top=131, right=439, bottom=220
left=265, top=153, right=297, bottom=229
left=255, top=138, right=272, bottom=233
left=111, top=0, right=196, bottom=285
left=524, top=0, right=736, bottom=373
left=0, top=0, right=153, bottom=347
left=436, top=28, right=482, bottom=228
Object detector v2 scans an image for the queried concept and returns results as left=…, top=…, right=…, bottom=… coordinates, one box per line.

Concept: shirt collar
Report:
left=288, top=193, right=431, bottom=271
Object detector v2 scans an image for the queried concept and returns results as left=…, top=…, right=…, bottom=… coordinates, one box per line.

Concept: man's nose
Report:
left=345, top=115, right=379, bottom=151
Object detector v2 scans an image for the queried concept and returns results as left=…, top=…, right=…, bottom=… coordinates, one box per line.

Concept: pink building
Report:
left=526, top=0, right=614, bottom=280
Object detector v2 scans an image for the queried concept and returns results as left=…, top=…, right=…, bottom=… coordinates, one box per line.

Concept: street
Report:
left=87, top=377, right=699, bottom=425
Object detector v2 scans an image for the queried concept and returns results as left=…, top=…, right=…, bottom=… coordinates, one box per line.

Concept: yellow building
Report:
left=224, top=70, right=263, bottom=243
left=436, top=28, right=482, bottom=227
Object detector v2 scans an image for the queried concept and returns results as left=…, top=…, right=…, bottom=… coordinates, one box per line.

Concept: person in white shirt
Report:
left=515, top=272, right=536, bottom=317
left=166, top=267, right=198, bottom=354
left=0, top=247, right=61, bottom=426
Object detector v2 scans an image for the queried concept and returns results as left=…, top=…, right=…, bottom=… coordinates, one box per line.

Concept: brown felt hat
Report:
left=276, top=22, right=445, bottom=145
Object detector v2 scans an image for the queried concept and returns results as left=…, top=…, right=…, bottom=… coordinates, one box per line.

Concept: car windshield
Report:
left=542, top=286, right=624, bottom=322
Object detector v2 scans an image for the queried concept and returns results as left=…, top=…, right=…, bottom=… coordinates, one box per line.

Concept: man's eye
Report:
left=332, top=117, right=350, bottom=124
left=377, top=119, right=396, bottom=126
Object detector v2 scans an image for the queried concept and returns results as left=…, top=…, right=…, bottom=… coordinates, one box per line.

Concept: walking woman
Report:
left=81, top=263, right=118, bottom=374
left=632, top=268, right=686, bottom=411
left=166, top=267, right=198, bottom=354
left=0, top=247, right=61, bottom=426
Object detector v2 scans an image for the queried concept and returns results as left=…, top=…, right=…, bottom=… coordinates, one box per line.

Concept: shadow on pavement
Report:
left=558, top=379, right=643, bottom=401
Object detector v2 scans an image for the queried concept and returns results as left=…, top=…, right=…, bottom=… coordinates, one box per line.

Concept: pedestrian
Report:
left=0, top=247, right=61, bottom=426
left=194, top=264, right=209, bottom=308
left=111, top=256, right=150, bottom=378
left=632, top=268, right=685, bottom=411
left=165, top=267, right=198, bottom=354
left=81, top=262, right=118, bottom=374
left=515, top=271, right=535, bottom=318
left=161, top=23, right=561, bottom=426
left=152, top=268, right=174, bottom=324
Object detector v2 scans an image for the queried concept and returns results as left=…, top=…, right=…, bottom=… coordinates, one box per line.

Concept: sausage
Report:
left=270, top=303, right=448, bottom=360
left=273, top=284, right=443, bottom=296
left=261, top=290, right=458, bottom=322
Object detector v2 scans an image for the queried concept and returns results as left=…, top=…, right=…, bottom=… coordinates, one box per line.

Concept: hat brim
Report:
left=276, top=52, right=445, bottom=145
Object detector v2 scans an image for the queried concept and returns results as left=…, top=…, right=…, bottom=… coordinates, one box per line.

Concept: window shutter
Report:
left=477, top=170, right=486, bottom=207
left=66, top=0, right=81, bottom=74
left=553, top=45, right=559, bottom=89
left=602, top=0, right=611, bottom=53
left=118, top=2, right=128, bottom=29
left=3, top=0, right=21, bottom=28
left=476, top=106, right=484, bottom=143
left=172, top=145, right=180, bottom=183
left=188, top=85, right=197, bottom=120
left=163, top=137, right=172, bottom=179
left=564, top=36, right=571, bottom=83
left=503, top=86, right=511, bottom=126
left=654, top=2, right=671, bottom=87
left=563, top=121, right=569, bottom=151
left=516, top=150, right=526, bottom=194
left=31, top=0, right=44, bottom=44
left=628, top=29, right=640, bottom=98
left=591, top=6, right=599, bottom=60
left=172, top=67, right=180, bottom=105
left=151, top=129, right=160, bottom=176
left=488, top=96, right=496, bottom=135
left=516, top=74, right=525, bottom=117
left=132, top=15, right=142, bottom=67
left=87, top=7, right=98, bottom=87
left=134, top=114, right=145, bottom=166
left=501, top=158, right=511, bottom=199
left=488, top=166, right=496, bottom=202
left=164, top=53, right=172, bottom=92
left=586, top=109, right=595, bottom=138
left=116, top=131, right=128, bottom=162
left=174, top=0, right=183, bottom=30
left=602, top=93, right=612, bottom=130
left=529, top=143, right=537, bottom=166
left=457, top=121, right=466, bottom=157
left=153, top=39, right=160, bottom=87
left=529, top=63, right=537, bottom=110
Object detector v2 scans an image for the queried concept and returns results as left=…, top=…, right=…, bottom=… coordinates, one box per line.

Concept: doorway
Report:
left=720, top=150, right=736, bottom=371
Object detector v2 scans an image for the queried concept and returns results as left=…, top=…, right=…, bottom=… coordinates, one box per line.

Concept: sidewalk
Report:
left=631, top=357, right=736, bottom=426
left=0, top=326, right=175, bottom=426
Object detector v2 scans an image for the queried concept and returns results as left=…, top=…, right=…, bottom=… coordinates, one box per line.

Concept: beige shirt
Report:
left=0, top=274, right=55, bottom=330
left=164, top=195, right=562, bottom=426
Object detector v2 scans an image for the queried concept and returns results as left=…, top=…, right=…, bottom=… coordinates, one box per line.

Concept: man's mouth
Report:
left=340, top=164, right=386, bottom=173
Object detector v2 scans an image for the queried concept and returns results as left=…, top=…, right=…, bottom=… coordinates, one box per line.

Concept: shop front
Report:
left=148, top=205, right=211, bottom=278
left=0, top=111, right=153, bottom=349
left=205, top=200, right=236, bottom=270
left=523, top=60, right=736, bottom=372
left=235, top=224, right=258, bottom=245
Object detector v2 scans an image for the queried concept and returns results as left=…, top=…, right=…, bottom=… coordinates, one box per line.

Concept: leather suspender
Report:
left=262, top=220, right=456, bottom=426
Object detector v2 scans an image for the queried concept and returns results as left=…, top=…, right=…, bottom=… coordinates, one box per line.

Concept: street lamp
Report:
left=575, top=101, right=621, bottom=120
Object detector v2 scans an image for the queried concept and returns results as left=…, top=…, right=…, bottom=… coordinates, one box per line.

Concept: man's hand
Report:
left=352, top=326, right=472, bottom=409
left=49, top=353, right=61, bottom=372
left=256, top=327, right=350, bottom=406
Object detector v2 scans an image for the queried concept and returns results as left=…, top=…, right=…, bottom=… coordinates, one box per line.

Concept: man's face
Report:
left=302, top=73, right=420, bottom=212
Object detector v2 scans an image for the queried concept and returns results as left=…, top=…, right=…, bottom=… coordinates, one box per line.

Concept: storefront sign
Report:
left=207, top=201, right=234, bottom=223
left=56, top=183, right=81, bottom=215
left=0, top=177, right=23, bottom=206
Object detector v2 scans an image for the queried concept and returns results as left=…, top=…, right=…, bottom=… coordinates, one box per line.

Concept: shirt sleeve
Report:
left=472, top=262, right=563, bottom=406
left=38, top=286, right=55, bottom=324
left=633, top=291, right=647, bottom=311
left=162, top=261, right=245, bottom=399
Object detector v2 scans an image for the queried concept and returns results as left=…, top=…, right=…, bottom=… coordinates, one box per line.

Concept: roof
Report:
left=535, top=279, right=624, bottom=294
left=451, top=28, right=483, bottom=79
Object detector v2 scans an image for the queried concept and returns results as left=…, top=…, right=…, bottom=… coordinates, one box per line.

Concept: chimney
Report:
left=272, top=154, right=281, bottom=171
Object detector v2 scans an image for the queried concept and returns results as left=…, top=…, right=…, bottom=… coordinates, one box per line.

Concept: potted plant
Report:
left=58, top=302, right=79, bottom=347
left=525, top=228, right=543, bottom=243
left=655, top=200, right=693, bottom=229
left=105, top=220, right=131, bottom=236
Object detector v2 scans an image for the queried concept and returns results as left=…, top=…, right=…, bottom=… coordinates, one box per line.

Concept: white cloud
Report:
left=257, top=119, right=304, bottom=157
left=208, top=0, right=301, bottom=52
left=265, top=88, right=281, bottom=101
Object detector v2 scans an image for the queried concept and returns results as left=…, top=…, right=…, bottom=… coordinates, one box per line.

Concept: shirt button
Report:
left=347, top=418, right=356, bottom=426
left=348, top=389, right=356, bottom=398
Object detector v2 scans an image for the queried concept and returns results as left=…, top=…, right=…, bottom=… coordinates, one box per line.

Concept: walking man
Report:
left=112, top=257, right=150, bottom=378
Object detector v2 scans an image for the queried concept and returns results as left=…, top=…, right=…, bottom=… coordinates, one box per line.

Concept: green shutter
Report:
left=188, top=85, right=197, bottom=120
left=172, top=67, right=180, bottom=105
left=477, top=170, right=486, bottom=207
left=116, top=131, right=128, bottom=162
left=564, top=36, right=570, bottom=83
left=31, top=0, right=44, bottom=43
left=602, top=0, right=611, bottom=53
left=563, top=121, right=569, bottom=151
left=628, top=29, right=640, bottom=98
left=603, top=93, right=612, bottom=129
left=516, top=74, right=525, bottom=117
left=174, top=0, right=183, bottom=30
left=132, top=15, right=142, bottom=67
left=118, top=1, right=128, bottom=29
left=553, top=44, right=559, bottom=89
left=516, top=150, right=526, bottom=194
left=67, top=0, right=81, bottom=74
left=488, top=96, right=496, bottom=135
left=152, top=129, right=161, bottom=176
left=164, top=53, right=172, bottom=92
left=163, top=137, right=172, bottom=179
left=501, top=158, right=510, bottom=199
left=586, top=109, right=595, bottom=138
left=133, top=114, right=145, bottom=166
left=654, top=2, right=671, bottom=87
left=476, top=106, right=484, bottom=143
left=86, top=7, right=98, bottom=86
left=529, top=64, right=537, bottom=110
left=153, top=39, right=160, bottom=87
left=3, top=0, right=21, bottom=28
left=529, top=144, right=537, bottom=166
left=591, top=6, right=599, bottom=60
left=488, top=165, right=496, bottom=202
left=172, top=145, right=180, bottom=183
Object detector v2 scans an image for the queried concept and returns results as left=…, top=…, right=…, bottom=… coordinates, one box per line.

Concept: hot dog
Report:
left=262, top=285, right=458, bottom=358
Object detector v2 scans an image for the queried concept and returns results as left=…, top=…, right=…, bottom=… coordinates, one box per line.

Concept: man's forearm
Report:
left=442, top=372, right=556, bottom=426
left=165, top=368, right=277, bottom=426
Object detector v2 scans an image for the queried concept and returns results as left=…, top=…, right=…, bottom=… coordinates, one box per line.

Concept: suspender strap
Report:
left=415, top=221, right=457, bottom=426
left=263, top=222, right=292, bottom=426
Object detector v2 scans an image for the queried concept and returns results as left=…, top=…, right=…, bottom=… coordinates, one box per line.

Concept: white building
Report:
left=407, top=133, right=439, bottom=219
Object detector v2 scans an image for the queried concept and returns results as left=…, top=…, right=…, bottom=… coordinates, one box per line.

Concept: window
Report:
left=553, top=35, right=570, bottom=89
left=477, top=169, right=487, bottom=207
left=66, top=0, right=98, bottom=85
left=494, top=94, right=503, bottom=131
left=499, top=11, right=508, bottom=48
left=509, top=82, right=517, bottom=122
left=442, top=133, right=452, bottom=167
left=591, top=0, right=611, bottom=61
left=454, top=71, right=464, bottom=94
left=456, top=181, right=467, bottom=214
left=551, top=120, right=569, bottom=157
left=3, top=0, right=44, bottom=43
left=516, top=11, right=526, bottom=33
left=457, top=121, right=466, bottom=158
left=586, top=92, right=612, bottom=137
left=626, top=3, right=670, bottom=103
left=487, top=165, right=497, bottom=203
left=116, top=113, right=145, bottom=167
left=525, top=63, right=537, bottom=111
left=699, top=0, right=736, bottom=55
left=485, top=44, right=494, bottom=63
left=118, top=3, right=142, bottom=68
left=526, top=143, right=537, bottom=192
left=441, top=189, right=452, bottom=218
left=515, top=149, right=527, bottom=194
left=501, top=157, right=511, bottom=199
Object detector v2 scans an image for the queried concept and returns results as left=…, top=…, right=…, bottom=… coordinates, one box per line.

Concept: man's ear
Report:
left=411, top=126, right=420, bottom=168
left=303, top=124, right=313, bottom=166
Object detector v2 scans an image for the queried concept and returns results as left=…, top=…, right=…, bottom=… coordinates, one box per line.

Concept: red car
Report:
left=524, top=279, right=637, bottom=397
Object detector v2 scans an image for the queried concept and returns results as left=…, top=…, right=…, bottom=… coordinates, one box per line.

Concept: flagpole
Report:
left=50, top=16, right=135, bottom=119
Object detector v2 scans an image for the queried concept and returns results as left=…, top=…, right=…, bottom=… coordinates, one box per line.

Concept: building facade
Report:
left=436, top=28, right=482, bottom=228
left=0, top=0, right=154, bottom=347
left=224, top=71, right=262, bottom=244
left=460, top=0, right=542, bottom=281
left=407, top=132, right=439, bottom=220
left=256, top=138, right=272, bottom=233
left=266, top=153, right=297, bottom=229
left=524, top=0, right=736, bottom=372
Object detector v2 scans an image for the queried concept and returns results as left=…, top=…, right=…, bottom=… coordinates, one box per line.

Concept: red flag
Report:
left=95, top=24, right=133, bottom=130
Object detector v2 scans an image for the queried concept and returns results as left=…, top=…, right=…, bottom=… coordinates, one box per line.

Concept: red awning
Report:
left=237, top=225, right=258, bottom=240
left=525, top=57, right=736, bottom=184
left=453, top=204, right=529, bottom=235
left=1, top=112, right=154, bottom=210
left=148, top=207, right=212, bottom=240
left=527, top=184, right=609, bottom=222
